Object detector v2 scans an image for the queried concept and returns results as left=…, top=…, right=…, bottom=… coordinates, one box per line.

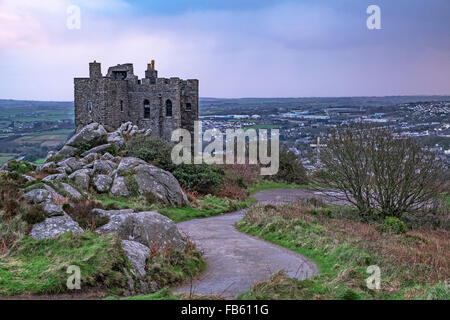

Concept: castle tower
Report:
left=145, top=59, right=158, bottom=83
left=89, top=61, right=102, bottom=78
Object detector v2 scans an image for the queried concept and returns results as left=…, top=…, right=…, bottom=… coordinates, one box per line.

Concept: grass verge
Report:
left=159, top=195, right=256, bottom=223
left=236, top=202, right=450, bottom=300
left=0, top=232, right=129, bottom=296
left=247, top=180, right=310, bottom=195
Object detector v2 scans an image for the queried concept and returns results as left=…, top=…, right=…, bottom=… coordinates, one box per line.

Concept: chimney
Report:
left=89, top=61, right=102, bottom=79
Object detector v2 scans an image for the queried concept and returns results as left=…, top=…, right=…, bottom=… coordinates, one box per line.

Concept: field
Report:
left=0, top=100, right=74, bottom=165
left=0, top=153, right=16, bottom=166
left=12, top=130, right=73, bottom=147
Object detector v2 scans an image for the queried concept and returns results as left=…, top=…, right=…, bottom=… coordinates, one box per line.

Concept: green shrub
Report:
left=124, top=172, right=140, bottom=196
left=382, top=216, right=407, bottom=234
left=6, top=160, right=35, bottom=174
left=172, top=164, right=224, bottom=194
left=126, top=135, right=175, bottom=171
left=270, top=146, right=308, bottom=185
left=103, top=144, right=119, bottom=156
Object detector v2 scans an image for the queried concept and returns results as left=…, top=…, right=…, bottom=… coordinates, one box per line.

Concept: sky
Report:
left=0, top=0, right=449, bottom=100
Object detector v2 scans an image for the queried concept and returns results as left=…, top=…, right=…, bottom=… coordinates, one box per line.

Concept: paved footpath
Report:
left=174, top=189, right=321, bottom=299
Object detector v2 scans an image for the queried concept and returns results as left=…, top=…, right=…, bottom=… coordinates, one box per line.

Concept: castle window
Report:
left=143, top=99, right=150, bottom=119
left=88, top=101, right=93, bottom=112
left=165, top=99, right=172, bottom=117
left=120, top=100, right=123, bottom=112
left=186, top=103, right=192, bottom=111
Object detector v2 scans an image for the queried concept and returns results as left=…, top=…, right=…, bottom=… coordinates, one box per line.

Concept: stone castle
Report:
left=74, top=60, right=198, bottom=140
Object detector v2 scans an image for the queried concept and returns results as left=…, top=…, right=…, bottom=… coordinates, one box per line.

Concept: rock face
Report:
left=93, top=160, right=116, bottom=175
left=114, top=157, right=188, bottom=206
left=56, top=145, right=77, bottom=157
left=30, top=215, right=84, bottom=240
left=118, top=211, right=186, bottom=249
left=66, top=122, right=107, bottom=148
left=96, top=209, right=186, bottom=250
left=23, top=189, right=52, bottom=204
left=133, top=164, right=189, bottom=206
left=61, top=182, right=83, bottom=200
left=57, top=157, right=84, bottom=174
left=121, top=240, right=150, bottom=277
left=81, top=144, right=112, bottom=157
left=42, top=203, right=64, bottom=216
left=110, top=176, right=129, bottom=196
left=68, top=169, right=91, bottom=190
left=93, top=174, right=113, bottom=193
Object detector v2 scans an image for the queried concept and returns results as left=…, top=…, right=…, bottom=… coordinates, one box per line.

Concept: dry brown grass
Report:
left=248, top=201, right=450, bottom=285
left=216, top=181, right=248, bottom=200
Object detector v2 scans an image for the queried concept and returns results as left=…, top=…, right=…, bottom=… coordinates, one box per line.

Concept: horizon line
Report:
left=1, top=94, right=450, bottom=104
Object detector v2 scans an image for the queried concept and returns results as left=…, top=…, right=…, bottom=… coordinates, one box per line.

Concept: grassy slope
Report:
left=0, top=232, right=129, bottom=296
left=236, top=203, right=449, bottom=300
left=247, top=180, right=311, bottom=194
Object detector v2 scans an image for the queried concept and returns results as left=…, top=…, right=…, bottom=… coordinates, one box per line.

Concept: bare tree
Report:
left=316, top=124, right=445, bottom=219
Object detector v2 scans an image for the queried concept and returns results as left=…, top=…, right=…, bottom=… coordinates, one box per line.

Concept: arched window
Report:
left=88, top=101, right=93, bottom=112
left=166, top=99, right=172, bottom=117
left=185, top=103, right=192, bottom=111
left=143, top=99, right=150, bottom=119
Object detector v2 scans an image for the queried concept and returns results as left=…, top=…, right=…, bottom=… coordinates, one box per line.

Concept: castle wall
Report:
left=74, top=78, right=107, bottom=128
left=74, top=62, right=198, bottom=141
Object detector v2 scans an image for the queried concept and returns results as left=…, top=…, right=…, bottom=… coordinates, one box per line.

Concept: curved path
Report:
left=174, top=189, right=322, bottom=299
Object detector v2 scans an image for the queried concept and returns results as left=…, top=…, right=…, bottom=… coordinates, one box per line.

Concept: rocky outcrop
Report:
left=96, top=209, right=185, bottom=250
left=93, top=174, right=113, bottom=193
left=55, top=145, right=77, bottom=158
left=66, top=122, right=107, bottom=148
left=30, top=215, right=84, bottom=240
left=57, top=157, right=84, bottom=174
left=133, top=164, right=189, bottom=206
left=119, top=211, right=186, bottom=249
left=113, top=157, right=188, bottom=206
left=81, top=144, right=112, bottom=157
left=68, top=169, right=91, bottom=190
left=61, top=182, right=83, bottom=200
left=42, top=203, right=64, bottom=216
left=42, top=173, right=67, bottom=182
left=121, top=240, right=150, bottom=277
left=23, top=189, right=52, bottom=204
left=110, top=176, right=130, bottom=197
left=92, top=160, right=116, bottom=175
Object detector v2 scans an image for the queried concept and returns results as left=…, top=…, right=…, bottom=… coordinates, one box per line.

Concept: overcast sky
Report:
left=0, top=0, right=449, bottom=100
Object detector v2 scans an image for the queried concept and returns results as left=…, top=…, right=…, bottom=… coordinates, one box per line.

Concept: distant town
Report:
left=199, top=98, right=450, bottom=171
left=0, top=96, right=449, bottom=170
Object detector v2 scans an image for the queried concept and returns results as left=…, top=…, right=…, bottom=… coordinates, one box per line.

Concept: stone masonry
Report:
left=74, top=60, right=198, bottom=141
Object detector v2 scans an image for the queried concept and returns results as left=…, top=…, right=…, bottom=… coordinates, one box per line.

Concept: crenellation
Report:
left=74, top=60, right=199, bottom=141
